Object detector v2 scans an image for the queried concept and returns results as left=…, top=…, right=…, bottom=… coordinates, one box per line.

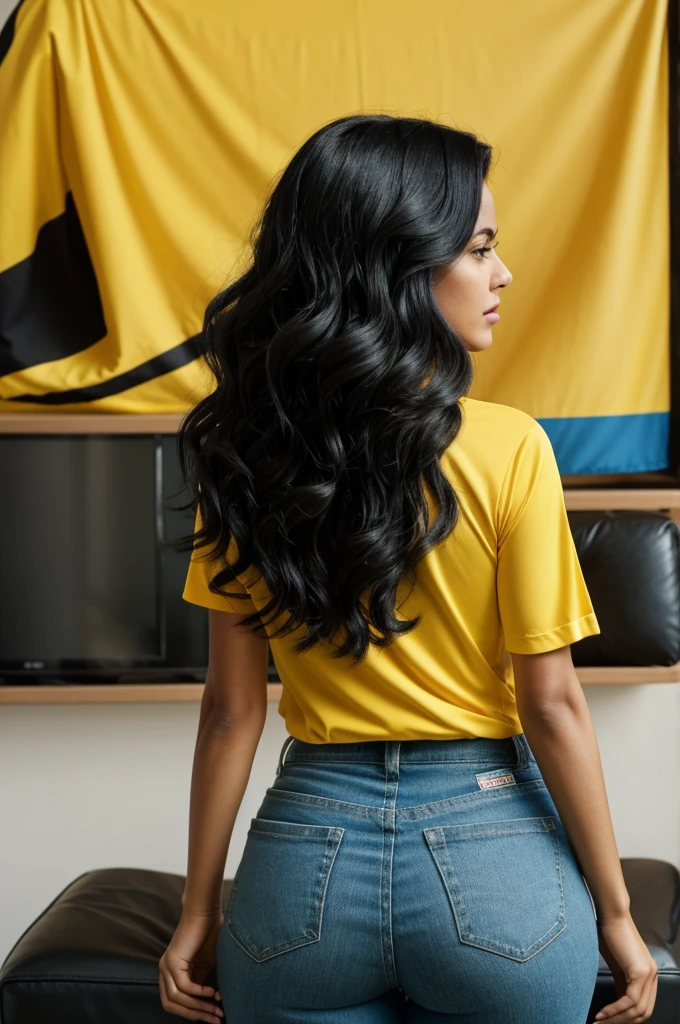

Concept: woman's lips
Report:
left=483, top=310, right=500, bottom=323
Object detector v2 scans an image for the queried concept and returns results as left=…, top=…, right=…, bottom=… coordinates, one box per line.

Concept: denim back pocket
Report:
left=423, top=815, right=565, bottom=962
left=227, top=818, right=345, bottom=962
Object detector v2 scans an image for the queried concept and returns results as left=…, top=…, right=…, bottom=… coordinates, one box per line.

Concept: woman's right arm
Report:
left=512, top=645, right=658, bottom=1023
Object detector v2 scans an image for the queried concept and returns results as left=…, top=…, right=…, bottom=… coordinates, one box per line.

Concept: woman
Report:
left=159, top=114, right=658, bottom=1023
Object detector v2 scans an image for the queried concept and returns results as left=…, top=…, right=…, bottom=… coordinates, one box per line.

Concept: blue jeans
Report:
left=217, top=732, right=601, bottom=1023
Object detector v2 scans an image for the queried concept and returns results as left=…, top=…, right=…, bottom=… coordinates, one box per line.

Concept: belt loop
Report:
left=276, top=734, right=295, bottom=776
left=512, top=732, right=530, bottom=771
left=384, top=740, right=401, bottom=781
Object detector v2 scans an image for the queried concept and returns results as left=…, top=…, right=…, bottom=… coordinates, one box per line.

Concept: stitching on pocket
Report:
left=424, top=815, right=566, bottom=962
left=227, top=820, right=345, bottom=962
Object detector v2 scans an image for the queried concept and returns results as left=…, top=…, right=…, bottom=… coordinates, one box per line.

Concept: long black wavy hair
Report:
left=170, top=113, right=493, bottom=666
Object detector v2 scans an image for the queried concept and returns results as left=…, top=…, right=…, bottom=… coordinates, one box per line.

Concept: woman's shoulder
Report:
left=445, top=397, right=547, bottom=507
left=458, top=396, right=540, bottom=451
left=446, top=397, right=548, bottom=487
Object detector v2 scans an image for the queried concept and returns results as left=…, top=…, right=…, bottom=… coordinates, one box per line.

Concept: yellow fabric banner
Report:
left=0, top=0, right=669, bottom=473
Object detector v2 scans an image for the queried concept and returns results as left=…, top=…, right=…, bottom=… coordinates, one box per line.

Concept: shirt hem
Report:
left=182, top=581, right=256, bottom=613
left=504, top=611, right=600, bottom=654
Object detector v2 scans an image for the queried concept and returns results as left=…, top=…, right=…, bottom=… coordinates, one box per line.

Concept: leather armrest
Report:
left=620, top=858, right=680, bottom=950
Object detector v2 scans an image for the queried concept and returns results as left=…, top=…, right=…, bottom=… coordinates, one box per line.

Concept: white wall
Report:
left=2, top=683, right=680, bottom=964
left=0, top=0, right=15, bottom=27
left=0, top=700, right=289, bottom=964
left=585, top=683, right=680, bottom=866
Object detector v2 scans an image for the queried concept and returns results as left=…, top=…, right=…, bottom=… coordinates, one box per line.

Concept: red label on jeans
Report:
left=475, top=770, right=516, bottom=790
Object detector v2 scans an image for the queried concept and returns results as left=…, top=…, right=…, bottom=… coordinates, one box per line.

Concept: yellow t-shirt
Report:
left=182, top=397, right=600, bottom=743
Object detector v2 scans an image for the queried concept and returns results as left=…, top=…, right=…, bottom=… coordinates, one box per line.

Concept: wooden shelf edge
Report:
left=575, top=664, right=680, bottom=684
left=0, top=682, right=284, bottom=705
left=0, top=413, right=186, bottom=433
left=563, top=489, right=680, bottom=510
left=1, top=668, right=679, bottom=705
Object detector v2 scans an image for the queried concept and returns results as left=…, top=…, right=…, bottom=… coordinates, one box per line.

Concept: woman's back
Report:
left=182, top=395, right=600, bottom=743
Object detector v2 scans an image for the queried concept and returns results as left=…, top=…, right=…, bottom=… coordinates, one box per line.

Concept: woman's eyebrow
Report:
left=474, top=227, right=498, bottom=241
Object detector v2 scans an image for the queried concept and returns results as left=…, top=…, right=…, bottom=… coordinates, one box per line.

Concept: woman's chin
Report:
left=464, top=330, right=494, bottom=352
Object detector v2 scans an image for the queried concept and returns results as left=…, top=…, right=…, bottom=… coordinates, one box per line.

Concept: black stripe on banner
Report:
left=0, top=191, right=107, bottom=376
left=7, top=334, right=202, bottom=404
left=0, top=0, right=26, bottom=67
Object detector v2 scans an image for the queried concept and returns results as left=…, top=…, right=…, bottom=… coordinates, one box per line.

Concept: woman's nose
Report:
left=497, top=262, right=512, bottom=288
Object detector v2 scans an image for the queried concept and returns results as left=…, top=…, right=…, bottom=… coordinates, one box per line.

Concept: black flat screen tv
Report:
left=0, top=432, right=278, bottom=686
left=0, top=434, right=164, bottom=679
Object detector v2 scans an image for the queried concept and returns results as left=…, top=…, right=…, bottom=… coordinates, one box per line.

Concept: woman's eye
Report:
left=472, top=242, right=499, bottom=260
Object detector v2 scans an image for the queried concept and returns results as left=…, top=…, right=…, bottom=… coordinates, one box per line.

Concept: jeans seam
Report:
left=263, top=777, right=547, bottom=821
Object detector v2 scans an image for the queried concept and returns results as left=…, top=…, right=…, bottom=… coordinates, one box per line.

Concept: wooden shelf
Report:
left=0, top=682, right=283, bottom=704
left=1, top=664, right=679, bottom=704
left=0, top=413, right=185, bottom=434
left=563, top=489, right=680, bottom=511
left=575, top=664, right=680, bottom=685
left=2, top=415, right=679, bottom=702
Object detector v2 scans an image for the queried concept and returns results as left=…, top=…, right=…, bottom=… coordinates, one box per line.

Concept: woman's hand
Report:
left=159, top=910, right=225, bottom=1022
left=594, top=911, right=658, bottom=1022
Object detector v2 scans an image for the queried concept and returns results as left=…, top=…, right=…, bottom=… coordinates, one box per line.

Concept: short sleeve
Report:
left=182, top=506, right=258, bottom=614
left=496, top=423, right=600, bottom=654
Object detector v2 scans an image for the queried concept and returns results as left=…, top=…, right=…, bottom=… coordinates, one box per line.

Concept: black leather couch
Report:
left=0, top=859, right=678, bottom=1023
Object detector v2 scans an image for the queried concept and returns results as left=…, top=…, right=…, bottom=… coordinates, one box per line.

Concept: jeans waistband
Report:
left=276, top=733, right=534, bottom=777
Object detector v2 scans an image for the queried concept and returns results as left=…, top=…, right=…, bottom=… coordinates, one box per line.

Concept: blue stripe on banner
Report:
left=537, top=412, right=670, bottom=476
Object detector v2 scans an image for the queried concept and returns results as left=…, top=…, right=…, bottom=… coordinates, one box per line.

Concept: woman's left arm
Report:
left=159, top=609, right=269, bottom=1022
left=182, top=697, right=267, bottom=914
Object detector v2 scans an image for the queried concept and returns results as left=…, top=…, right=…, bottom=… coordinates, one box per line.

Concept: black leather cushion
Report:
left=567, top=510, right=680, bottom=667
left=622, top=858, right=680, bottom=951
left=0, top=867, right=225, bottom=1024
left=1, top=862, right=678, bottom=1023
